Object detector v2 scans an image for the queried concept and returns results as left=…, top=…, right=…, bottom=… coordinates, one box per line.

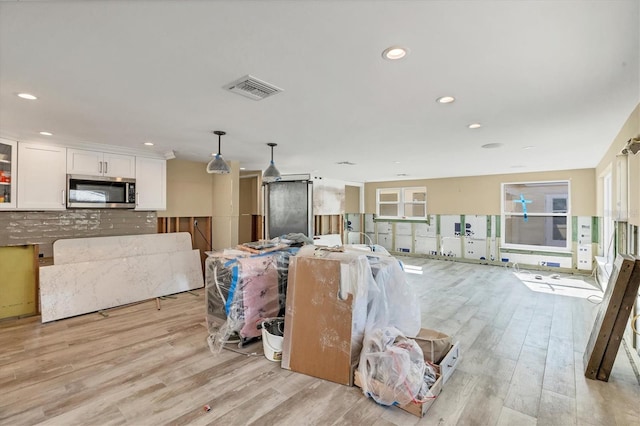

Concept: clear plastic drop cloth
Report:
left=205, top=250, right=291, bottom=353
left=358, top=327, right=436, bottom=406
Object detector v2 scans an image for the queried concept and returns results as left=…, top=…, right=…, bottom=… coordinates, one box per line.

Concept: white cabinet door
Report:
left=18, top=143, right=67, bottom=210
left=67, top=149, right=103, bottom=175
left=103, top=153, right=135, bottom=178
left=0, top=138, right=17, bottom=209
left=67, top=149, right=135, bottom=178
left=135, top=157, right=166, bottom=211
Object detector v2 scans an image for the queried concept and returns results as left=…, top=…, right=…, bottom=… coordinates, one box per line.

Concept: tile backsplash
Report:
left=0, top=209, right=157, bottom=257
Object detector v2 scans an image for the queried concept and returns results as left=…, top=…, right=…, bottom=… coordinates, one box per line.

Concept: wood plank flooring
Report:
left=1, top=257, right=639, bottom=425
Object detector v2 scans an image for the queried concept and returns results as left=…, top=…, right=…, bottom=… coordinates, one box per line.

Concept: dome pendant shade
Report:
left=206, top=130, right=231, bottom=174
left=206, top=154, right=230, bottom=174
left=262, top=143, right=281, bottom=182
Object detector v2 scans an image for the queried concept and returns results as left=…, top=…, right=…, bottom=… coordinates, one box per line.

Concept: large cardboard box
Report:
left=353, top=369, right=443, bottom=418
left=281, top=250, right=368, bottom=385
left=281, top=246, right=418, bottom=386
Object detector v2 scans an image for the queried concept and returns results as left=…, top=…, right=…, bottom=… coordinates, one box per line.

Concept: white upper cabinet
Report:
left=67, top=148, right=135, bottom=178
left=17, top=142, right=67, bottom=210
left=0, top=138, right=17, bottom=209
left=135, top=157, right=166, bottom=211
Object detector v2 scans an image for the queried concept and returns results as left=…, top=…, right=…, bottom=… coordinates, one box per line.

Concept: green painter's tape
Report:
left=572, top=217, right=578, bottom=242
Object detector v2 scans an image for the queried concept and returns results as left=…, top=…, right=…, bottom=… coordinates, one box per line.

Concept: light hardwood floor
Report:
left=1, top=257, right=639, bottom=425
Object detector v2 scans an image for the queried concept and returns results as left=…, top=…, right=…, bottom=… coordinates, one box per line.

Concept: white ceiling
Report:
left=1, top=0, right=639, bottom=183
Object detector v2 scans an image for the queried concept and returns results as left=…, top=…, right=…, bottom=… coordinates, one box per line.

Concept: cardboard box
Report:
left=353, top=369, right=442, bottom=418
left=413, top=328, right=452, bottom=364
left=281, top=250, right=371, bottom=386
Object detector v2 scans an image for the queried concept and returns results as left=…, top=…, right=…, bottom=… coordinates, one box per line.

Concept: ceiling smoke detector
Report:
left=224, top=74, right=284, bottom=101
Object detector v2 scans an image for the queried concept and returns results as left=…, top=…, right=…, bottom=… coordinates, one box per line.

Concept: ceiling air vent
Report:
left=224, top=74, right=284, bottom=101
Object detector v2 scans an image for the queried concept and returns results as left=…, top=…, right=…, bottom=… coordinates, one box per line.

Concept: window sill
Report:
left=374, top=217, right=429, bottom=223
left=500, top=246, right=573, bottom=256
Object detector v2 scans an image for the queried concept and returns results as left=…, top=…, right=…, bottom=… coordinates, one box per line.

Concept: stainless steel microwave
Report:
left=67, top=175, right=136, bottom=208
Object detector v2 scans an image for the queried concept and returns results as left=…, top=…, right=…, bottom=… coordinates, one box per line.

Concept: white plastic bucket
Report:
left=261, top=318, right=284, bottom=362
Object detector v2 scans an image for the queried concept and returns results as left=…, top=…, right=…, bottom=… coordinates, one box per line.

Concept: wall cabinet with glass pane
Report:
left=0, top=138, right=17, bottom=209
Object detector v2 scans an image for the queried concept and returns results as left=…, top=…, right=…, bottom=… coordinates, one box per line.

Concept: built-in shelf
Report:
left=0, top=159, right=10, bottom=164
left=0, top=182, right=10, bottom=186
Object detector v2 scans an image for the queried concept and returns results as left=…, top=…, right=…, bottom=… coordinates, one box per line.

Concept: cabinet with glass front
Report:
left=0, top=138, right=17, bottom=209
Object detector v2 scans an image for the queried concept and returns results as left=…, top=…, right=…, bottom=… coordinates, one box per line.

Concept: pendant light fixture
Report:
left=262, top=142, right=281, bottom=182
left=206, top=130, right=231, bottom=174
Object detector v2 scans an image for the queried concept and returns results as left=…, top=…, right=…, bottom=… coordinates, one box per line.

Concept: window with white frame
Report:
left=376, top=187, right=426, bottom=219
left=502, top=181, right=570, bottom=250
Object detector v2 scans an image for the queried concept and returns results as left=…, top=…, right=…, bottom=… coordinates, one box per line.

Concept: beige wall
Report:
left=159, top=159, right=214, bottom=218
left=239, top=176, right=259, bottom=214
left=162, top=158, right=244, bottom=249
left=241, top=170, right=263, bottom=212
left=211, top=161, right=240, bottom=249
left=364, top=169, right=596, bottom=216
left=345, top=185, right=361, bottom=213
left=239, top=175, right=260, bottom=244
left=595, top=104, right=640, bottom=226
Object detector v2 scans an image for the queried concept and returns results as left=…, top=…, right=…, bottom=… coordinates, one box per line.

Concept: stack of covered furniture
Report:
left=205, top=248, right=293, bottom=349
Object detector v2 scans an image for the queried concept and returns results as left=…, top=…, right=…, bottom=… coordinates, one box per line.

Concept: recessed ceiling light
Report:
left=523, top=146, right=535, bottom=150
left=394, top=161, right=401, bottom=164
left=382, top=46, right=409, bottom=60
left=143, top=142, right=154, bottom=146
left=481, top=143, right=503, bottom=149
left=39, top=131, right=53, bottom=136
left=436, top=96, right=455, bottom=104
left=468, top=123, right=482, bottom=129
left=240, top=167, right=246, bottom=170
left=18, top=93, right=37, bottom=100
